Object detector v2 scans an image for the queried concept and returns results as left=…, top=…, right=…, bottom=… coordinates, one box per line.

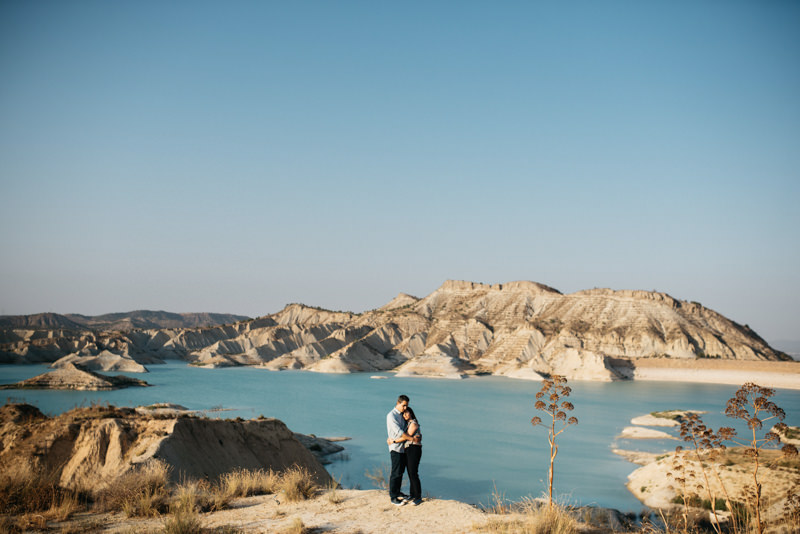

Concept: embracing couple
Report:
left=385, top=394, right=423, bottom=506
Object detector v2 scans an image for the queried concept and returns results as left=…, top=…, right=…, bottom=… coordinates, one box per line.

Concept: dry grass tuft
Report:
left=98, top=459, right=170, bottom=516
left=484, top=483, right=512, bottom=514
left=172, top=478, right=226, bottom=514
left=0, top=460, right=87, bottom=531
left=49, top=490, right=82, bottom=521
left=276, top=466, right=318, bottom=502
left=364, top=464, right=390, bottom=490
left=162, top=506, right=202, bottom=534
left=325, top=475, right=343, bottom=505
left=0, top=460, right=62, bottom=514
left=218, top=467, right=279, bottom=499
left=277, top=517, right=309, bottom=534
left=475, top=500, right=578, bottom=534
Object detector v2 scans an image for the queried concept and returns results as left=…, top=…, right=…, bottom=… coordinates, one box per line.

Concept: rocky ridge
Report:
left=0, top=280, right=790, bottom=381
left=0, top=310, right=248, bottom=334
left=0, top=403, right=333, bottom=491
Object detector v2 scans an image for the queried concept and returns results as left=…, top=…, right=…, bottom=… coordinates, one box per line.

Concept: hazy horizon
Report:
left=1, top=2, right=798, bottom=342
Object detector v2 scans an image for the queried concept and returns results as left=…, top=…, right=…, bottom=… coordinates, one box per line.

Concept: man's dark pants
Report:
left=389, top=450, right=407, bottom=499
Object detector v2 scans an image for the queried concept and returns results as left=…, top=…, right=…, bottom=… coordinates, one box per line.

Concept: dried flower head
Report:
left=530, top=374, right=578, bottom=509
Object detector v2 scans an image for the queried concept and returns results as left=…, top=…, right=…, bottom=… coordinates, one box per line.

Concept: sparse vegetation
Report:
left=675, top=413, right=728, bottom=534
left=364, top=464, right=390, bottom=490
left=651, top=410, right=686, bottom=421
left=0, top=457, right=322, bottom=532
left=484, top=483, right=512, bottom=515
left=277, top=517, right=309, bottom=534
left=530, top=375, right=578, bottom=510
left=218, top=467, right=279, bottom=499
left=780, top=425, right=799, bottom=440
left=325, top=475, right=343, bottom=504
left=666, top=444, right=695, bottom=532
left=3, top=379, right=799, bottom=533
left=162, top=495, right=202, bottom=534
left=720, top=382, right=799, bottom=534
left=660, top=383, right=800, bottom=534
left=276, top=466, right=318, bottom=502
left=99, top=459, right=171, bottom=517
left=474, top=497, right=578, bottom=534
left=0, top=460, right=90, bottom=531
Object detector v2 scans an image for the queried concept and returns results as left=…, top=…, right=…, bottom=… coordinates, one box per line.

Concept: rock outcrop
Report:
left=0, top=363, right=150, bottom=390
left=0, top=403, right=333, bottom=491
left=626, top=447, right=799, bottom=521
left=51, top=350, right=148, bottom=372
left=0, top=281, right=791, bottom=381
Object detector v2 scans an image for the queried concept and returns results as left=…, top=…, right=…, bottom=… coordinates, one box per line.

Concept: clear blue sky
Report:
left=1, top=1, right=798, bottom=345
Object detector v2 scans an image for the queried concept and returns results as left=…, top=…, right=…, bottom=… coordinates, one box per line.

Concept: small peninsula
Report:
left=0, top=363, right=150, bottom=391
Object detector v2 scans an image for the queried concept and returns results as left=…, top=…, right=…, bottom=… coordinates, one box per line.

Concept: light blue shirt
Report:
left=387, top=407, right=406, bottom=453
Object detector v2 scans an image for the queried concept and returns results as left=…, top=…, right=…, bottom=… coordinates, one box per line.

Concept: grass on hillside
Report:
left=0, top=459, right=320, bottom=533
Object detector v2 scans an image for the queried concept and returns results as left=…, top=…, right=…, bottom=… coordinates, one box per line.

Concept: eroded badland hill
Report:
left=1, top=280, right=791, bottom=381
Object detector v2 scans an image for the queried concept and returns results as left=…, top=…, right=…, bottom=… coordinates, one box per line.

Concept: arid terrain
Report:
left=2, top=281, right=796, bottom=388
left=0, top=403, right=637, bottom=533
left=2, top=402, right=799, bottom=533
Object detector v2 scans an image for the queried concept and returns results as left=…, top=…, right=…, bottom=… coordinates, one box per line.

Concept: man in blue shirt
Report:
left=386, top=394, right=417, bottom=505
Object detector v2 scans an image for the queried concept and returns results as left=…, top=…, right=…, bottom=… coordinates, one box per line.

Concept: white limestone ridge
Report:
left=0, top=280, right=790, bottom=381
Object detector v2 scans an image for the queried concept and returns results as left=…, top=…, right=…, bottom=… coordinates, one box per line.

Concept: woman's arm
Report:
left=407, top=421, right=418, bottom=436
left=386, top=431, right=415, bottom=445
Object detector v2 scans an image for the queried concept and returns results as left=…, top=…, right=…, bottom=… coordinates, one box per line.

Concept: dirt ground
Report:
left=52, top=490, right=504, bottom=533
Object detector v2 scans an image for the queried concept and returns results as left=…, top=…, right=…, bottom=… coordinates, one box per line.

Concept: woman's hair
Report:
left=404, top=406, right=417, bottom=422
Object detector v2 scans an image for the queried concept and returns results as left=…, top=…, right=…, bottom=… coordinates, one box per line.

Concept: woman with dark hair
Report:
left=402, top=406, right=422, bottom=505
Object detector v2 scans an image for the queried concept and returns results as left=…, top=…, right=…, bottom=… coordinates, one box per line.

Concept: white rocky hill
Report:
left=0, top=280, right=789, bottom=381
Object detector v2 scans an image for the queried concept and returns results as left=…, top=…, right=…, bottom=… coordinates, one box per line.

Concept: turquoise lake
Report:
left=1, top=362, right=798, bottom=513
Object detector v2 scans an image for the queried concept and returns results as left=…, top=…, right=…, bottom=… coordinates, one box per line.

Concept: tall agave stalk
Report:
left=721, top=383, right=798, bottom=534
left=531, top=375, right=578, bottom=509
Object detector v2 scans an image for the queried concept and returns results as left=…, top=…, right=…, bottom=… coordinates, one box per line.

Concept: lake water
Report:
left=1, top=362, right=798, bottom=513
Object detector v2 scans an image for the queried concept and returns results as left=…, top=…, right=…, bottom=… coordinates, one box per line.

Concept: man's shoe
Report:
left=410, top=498, right=422, bottom=506
left=391, top=497, right=406, bottom=506
left=399, top=492, right=410, bottom=501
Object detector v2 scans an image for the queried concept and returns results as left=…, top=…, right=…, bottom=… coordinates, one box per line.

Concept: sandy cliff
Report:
left=0, top=403, right=332, bottom=492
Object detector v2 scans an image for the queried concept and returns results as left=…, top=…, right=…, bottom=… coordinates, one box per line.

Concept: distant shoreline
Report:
left=608, top=357, right=800, bottom=390
left=3, top=357, right=799, bottom=391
